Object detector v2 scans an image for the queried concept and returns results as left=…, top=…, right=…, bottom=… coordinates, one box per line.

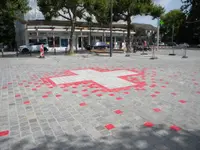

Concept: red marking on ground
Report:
left=179, top=100, right=186, bottom=104
left=82, top=94, right=89, bottom=97
left=105, top=124, right=115, bottom=130
left=82, top=89, right=88, bottom=92
left=194, top=82, right=199, bottom=85
left=96, top=94, right=103, bottom=97
left=15, top=94, right=21, bottom=98
left=151, top=94, right=157, bottom=98
left=63, top=89, right=68, bottom=92
left=46, top=91, right=52, bottom=94
left=72, top=91, right=78, bottom=94
left=32, top=88, right=37, bottom=91
left=0, top=130, right=9, bottom=136
left=196, top=91, right=200, bottom=94
left=56, top=94, right=62, bottom=98
left=153, top=108, right=161, bottom=112
left=42, top=95, right=48, bottom=98
left=144, top=122, right=154, bottom=127
left=25, top=85, right=30, bottom=87
left=2, top=86, right=7, bottom=89
left=114, top=110, right=123, bottom=114
left=116, top=97, right=123, bottom=100
left=161, top=86, right=166, bottom=88
left=171, top=92, right=177, bottom=96
left=154, top=91, right=160, bottom=94
left=170, top=125, right=181, bottom=131
left=8, top=82, right=12, bottom=85
left=80, top=102, right=87, bottom=106
left=124, top=92, right=129, bottom=94
left=150, top=84, right=157, bottom=88
left=109, top=93, right=115, bottom=96
left=165, top=82, right=169, bottom=84
left=92, top=90, right=99, bottom=93
left=24, top=101, right=30, bottom=105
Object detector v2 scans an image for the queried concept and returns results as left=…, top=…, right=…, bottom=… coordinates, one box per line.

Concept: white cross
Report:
left=50, top=69, right=137, bottom=89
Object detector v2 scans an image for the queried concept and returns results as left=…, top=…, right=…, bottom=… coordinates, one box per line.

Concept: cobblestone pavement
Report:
left=1, top=50, right=200, bottom=150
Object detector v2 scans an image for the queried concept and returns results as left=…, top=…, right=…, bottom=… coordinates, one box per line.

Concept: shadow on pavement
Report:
left=1, top=124, right=200, bottom=150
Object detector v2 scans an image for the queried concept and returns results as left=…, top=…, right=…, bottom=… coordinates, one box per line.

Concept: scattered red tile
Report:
left=8, top=82, right=12, bottom=85
left=124, top=92, right=129, bottom=94
left=80, top=102, right=87, bottom=106
left=0, top=130, right=9, bottom=136
left=114, top=110, right=123, bottom=114
left=105, top=124, right=115, bottom=130
left=2, top=86, right=7, bottom=89
left=15, top=94, right=21, bottom=98
left=32, top=88, right=37, bottom=91
left=154, top=91, right=160, bottom=94
left=109, top=93, right=115, bottom=96
left=46, top=91, right=52, bottom=94
left=179, top=100, right=186, bottom=104
left=96, top=94, right=103, bottom=97
left=25, top=85, right=30, bottom=87
left=82, top=94, right=89, bottom=97
left=42, top=95, right=48, bottom=98
left=171, top=92, right=177, bottom=96
left=72, top=91, right=78, bottom=94
left=196, top=91, right=200, bottom=94
left=24, top=101, right=30, bottom=105
left=82, top=89, right=88, bottom=92
left=63, top=89, right=68, bottom=92
left=153, top=108, right=161, bottom=112
left=116, top=97, right=123, bottom=100
left=194, top=82, right=199, bottom=85
left=144, top=122, right=154, bottom=127
left=150, top=84, right=156, bottom=88
left=161, top=86, right=166, bottom=88
left=56, top=94, right=62, bottom=98
left=151, top=94, right=157, bottom=98
left=170, top=125, right=181, bottom=131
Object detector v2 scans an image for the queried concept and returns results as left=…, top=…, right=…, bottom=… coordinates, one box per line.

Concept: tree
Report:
left=181, top=0, right=200, bottom=44
left=160, top=9, right=186, bottom=43
left=37, top=0, right=92, bottom=54
left=0, top=0, right=30, bottom=20
left=113, top=0, right=164, bottom=53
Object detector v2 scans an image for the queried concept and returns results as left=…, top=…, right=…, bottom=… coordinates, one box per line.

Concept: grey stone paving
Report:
left=0, top=50, right=200, bottom=150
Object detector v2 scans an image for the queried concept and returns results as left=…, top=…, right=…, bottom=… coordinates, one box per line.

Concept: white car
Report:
left=19, top=42, right=49, bottom=53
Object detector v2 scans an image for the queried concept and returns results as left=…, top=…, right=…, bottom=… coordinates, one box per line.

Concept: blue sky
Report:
left=133, top=0, right=182, bottom=26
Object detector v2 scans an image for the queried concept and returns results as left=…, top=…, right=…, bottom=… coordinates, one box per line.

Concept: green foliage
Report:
left=0, top=0, right=30, bottom=19
left=160, top=9, right=186, bottom=42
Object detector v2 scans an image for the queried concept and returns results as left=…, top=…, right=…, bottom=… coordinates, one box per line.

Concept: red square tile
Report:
left=15, top=94, right=21, bottom=98
left=72, top=91, right=78, bottom=94
left=109, top=93, right=115, bottom=96
left=144, top=122, right=154, bottom=127
left=105, top=124, right=115, bottom=130
left=24, top=101, right=30, bottom=105
left=63, top=89, right=68, bottom=92
left=150, top=94, right=157, bottom=98
left=114, top=110, right=123, bottom=114
left=170, top=125, right=181, bottom=131
left=56, top=94, right=62, bottom=98
left=2, top=86, right=7, bottom=89
left=161, top=86, right=166, bottom=88
left=153, top=108, right=161, bottom=112
left=171, top=92, right=177, bottom=96
left=82, top=94, right=89, bottom=97
left=96, top=94, right=103, bottom=97
left=179, top=100, right=186, bottom=104
left=82, top=89, right=88, bottom=92
left=196, top=91, right=200, bottom=94
left=0, top=130, right=9, bottom=136
left=42, top=95, right=48, bottom=98
left=124, top=92, right=129, bottom=94
left=32, top=88, right=37, bottom=91
left=80, top=102, right=87, bottom=106
left=116, top=97, right=123, bottom=101
left=154, top=91, right=160, bottom=94
left=46, top=91, right=52, bottom=94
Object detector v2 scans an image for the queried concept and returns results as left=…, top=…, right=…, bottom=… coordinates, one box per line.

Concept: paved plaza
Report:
left=1, top=49, right=200, bottom=150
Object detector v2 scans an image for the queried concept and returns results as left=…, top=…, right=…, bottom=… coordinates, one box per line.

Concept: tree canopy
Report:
left=160, top=9, right=186, bottom=43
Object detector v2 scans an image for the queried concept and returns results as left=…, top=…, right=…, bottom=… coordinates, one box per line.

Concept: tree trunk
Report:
left=126, top=17, right=131, bottom=53
left=69, top=20, right=76, bottom=54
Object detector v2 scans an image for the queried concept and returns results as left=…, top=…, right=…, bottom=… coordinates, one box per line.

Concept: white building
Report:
left=15, top=0, right=136, bottom=51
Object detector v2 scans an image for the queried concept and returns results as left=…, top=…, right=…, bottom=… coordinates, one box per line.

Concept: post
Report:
left=150, top=18, right=159, bottom=59
left=169, top=24, right=176, bottom=55
left=81, top=28, right=83, bottom=51
left=110, top=0, right=113, bottom=57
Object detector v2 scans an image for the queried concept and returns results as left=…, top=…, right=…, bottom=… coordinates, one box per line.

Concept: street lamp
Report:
left=110, top=0, right=113, bottom=57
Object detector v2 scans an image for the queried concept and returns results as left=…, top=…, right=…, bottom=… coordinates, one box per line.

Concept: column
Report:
left=114, top=36, right=117, bottom=49
left=36, top=26, right=39, bottom=42
left=81, top=29, right=83, bottom=50
left=25, top=24, right=28, bottom=45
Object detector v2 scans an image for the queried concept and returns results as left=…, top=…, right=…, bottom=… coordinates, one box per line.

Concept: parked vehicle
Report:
left=85, top=42, right=109, bottom=50
left=167, top=42, right=177, bottom=46
left=19, top=42, right=49, bottom=54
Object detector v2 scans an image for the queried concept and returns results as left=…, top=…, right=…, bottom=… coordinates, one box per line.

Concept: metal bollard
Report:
left=182, top=48, right=188, bottom=58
